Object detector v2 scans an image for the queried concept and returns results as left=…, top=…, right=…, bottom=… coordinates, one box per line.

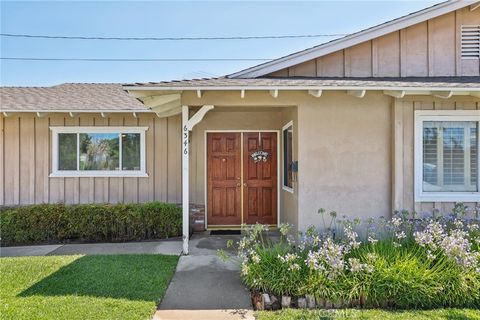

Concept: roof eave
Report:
left=124, top=85, right=480, bottom=92
left=1, top=109, right=153, bottom=114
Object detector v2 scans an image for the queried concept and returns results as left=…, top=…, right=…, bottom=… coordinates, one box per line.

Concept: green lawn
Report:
left=256, top=308, right=480, bottom=320
left=0, top=254, right=178, bottom=320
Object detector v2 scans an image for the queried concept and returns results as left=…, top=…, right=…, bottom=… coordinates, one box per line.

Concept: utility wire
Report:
left=1, top=57, right=273, bottom=62
left=0, top=33, right=347, bottom=41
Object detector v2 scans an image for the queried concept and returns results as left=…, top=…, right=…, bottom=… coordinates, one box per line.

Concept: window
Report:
left=282, top=121, right=294, bottom=192
left=415, top=111, right=479, bottom=202
left=51, top=127, right=148, bottom=177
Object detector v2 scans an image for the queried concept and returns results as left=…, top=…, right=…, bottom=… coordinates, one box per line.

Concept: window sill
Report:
left=50, top=172, right=149, bottom=178
left=282, top=186, right=294, bottom=194
left=415, top=192, right=480, bottom=202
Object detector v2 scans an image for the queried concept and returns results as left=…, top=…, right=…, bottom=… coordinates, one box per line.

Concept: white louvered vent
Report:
left=461, top=25, right=480, bottom=59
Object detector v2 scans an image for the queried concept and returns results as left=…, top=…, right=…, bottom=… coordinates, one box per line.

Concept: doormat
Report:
left=210, top=230, right=241, bottom=235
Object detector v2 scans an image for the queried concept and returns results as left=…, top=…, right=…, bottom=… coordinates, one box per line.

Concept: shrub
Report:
left=231, top=205, right=480, bottom=309
left=0, top=202, right=182, bottom=246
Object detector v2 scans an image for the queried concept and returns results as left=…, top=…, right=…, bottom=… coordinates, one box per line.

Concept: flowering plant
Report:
left=226, top=205, right=480, bottom=309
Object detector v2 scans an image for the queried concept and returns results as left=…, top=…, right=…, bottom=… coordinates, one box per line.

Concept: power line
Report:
left=1, top=57, right=273, bottom=62
left=0, top=33, right=347, bottom=41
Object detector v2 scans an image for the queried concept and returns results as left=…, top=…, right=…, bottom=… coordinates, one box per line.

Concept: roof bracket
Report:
left=308, top=89, right=322, bottom=98
left=347, top=89, right=366, bottom=98
left=470, top=3, right=480, bottom=11
left=100, top=112, right=109, bottom=118
left=433, top=91, right=453, bottom=99
left=69, top=112, right=77, bottom=118
left=196, top=90, right=203, bottom=98
left=36, top=112, right=49, bottom=118
left=269, top=89, right=279, bottom=98
left=384, top=90, right=405, bottom=98
left=132, top=112, right=138, bottom=118
left=186, top=105, right=214, bottom=131
left=240, top=89, right=245, bottom=99
left=2, top=112, right=11, bottom=117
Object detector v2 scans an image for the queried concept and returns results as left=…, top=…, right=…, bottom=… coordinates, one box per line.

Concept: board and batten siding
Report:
left=268, top=7, right=480, bottom=77
left=392, top=97, right=480, bottom=215
left=0, top=113, right=182, bottom=206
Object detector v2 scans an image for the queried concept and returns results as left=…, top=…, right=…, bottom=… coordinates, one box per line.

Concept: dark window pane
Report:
left=471, top=126, right=478, bottom=187
left=443, top=127, right=465, bottom=186
left=122, top=133, right=141, bottom=170
left=79, top=133, right=119, bottom=170
left=423, top=124, right=438, bottom=186
left=58, top=133, right=77, bottom=170
left=283, top=126, right=293, bottom=188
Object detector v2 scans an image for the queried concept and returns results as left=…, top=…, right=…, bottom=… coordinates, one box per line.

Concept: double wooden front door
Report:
left=207, top=132, right=277, bottom=226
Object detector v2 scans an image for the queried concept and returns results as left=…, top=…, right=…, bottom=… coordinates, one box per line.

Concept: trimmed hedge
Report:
left=0, top=202, right=182, bottom=246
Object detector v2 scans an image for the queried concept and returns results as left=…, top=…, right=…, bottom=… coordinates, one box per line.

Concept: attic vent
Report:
left=461, top=25, right=480, bottom=59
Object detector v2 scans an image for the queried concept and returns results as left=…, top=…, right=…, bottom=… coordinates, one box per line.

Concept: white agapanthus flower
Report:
left=368, top=235, right=378, bottom=244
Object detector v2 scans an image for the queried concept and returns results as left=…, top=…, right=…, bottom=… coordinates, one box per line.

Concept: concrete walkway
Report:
left=154, top=233, right=254, bottom=320
left=0, top=239, right=182, bottom=257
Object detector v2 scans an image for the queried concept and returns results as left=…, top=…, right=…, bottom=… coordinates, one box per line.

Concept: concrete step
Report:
left=153, top=309, right=255, bottom=320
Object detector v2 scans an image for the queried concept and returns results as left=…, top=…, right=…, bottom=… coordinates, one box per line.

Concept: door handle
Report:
left=236, top=183, right=241, bottom=187
left=243, top=183, right=248, bottom=187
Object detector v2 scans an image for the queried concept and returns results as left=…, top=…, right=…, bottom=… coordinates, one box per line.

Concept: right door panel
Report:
left=243, top=132, right=277, bottom=225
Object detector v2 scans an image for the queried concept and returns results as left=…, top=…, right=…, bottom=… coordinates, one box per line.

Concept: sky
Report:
left=1, top=0, right=442, bottom=86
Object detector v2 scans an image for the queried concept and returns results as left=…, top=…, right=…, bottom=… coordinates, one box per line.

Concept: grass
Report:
left=0, top=254, right=178, bottom=320
left=256, top=308, right=480, bottom=320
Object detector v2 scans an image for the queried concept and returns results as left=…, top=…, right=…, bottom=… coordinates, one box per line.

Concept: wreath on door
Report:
left=250, top=133, right=269, bottom=163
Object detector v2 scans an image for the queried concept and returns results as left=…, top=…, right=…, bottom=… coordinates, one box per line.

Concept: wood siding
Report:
left=267, top=8, right=480, bottom=78
left=392, top=97, right=480, bottom=214
left=0, top=113, right=182, bottom=206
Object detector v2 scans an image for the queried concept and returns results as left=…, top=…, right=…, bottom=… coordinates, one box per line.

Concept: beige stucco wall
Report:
left=296, top=91, right=393, bottom=229
left=0, top=112, right=182, bottom=206
left=268, top=7, right=480, bottom=77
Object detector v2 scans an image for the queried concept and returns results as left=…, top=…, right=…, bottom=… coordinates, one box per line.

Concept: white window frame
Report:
left=414, top=110, right=480, bottom=202
left=282, top=121, right=294, bottom=193
left=50, top=126, right=148, bottom=177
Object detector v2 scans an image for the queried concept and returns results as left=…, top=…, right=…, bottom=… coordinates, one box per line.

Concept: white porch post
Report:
left=182, top=105, right=190, bottom=255
left=181, top=104, right=214, bottom=255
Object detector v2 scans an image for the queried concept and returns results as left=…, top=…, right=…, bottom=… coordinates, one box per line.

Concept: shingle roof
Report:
left=2, top=77, right=478, bottom=112
left=1, top=83, right=149, bottom=112
left=126, top=76, right=480, bottom=89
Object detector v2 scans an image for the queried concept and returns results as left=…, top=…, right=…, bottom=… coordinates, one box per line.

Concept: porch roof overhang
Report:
left=124, top=76, right=480, bottom=99
left=124, top=77, right=480, bottom=117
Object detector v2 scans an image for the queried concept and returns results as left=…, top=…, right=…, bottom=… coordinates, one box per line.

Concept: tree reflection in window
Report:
left=122, top=133, right=141, bottom=170
left=79, top=133, right=119, bottom=170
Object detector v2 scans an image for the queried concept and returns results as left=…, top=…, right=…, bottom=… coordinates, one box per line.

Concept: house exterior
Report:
left=1, top=1, right=479, bottom=253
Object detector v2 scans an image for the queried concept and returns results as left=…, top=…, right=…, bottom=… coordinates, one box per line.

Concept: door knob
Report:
left=236, top=183, right=241, bottom=187
left=243, top=183, right=248, bottom=187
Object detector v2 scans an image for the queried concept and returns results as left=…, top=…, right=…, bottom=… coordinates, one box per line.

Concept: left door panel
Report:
left=207, top=133, right=242, bottom=226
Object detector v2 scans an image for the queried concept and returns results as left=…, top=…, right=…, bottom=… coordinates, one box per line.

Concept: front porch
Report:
left=181, top=105, right=297, bottom=254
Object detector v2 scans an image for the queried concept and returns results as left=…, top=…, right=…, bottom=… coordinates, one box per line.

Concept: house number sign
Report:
left=183, top=125, right=188, bottom=155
